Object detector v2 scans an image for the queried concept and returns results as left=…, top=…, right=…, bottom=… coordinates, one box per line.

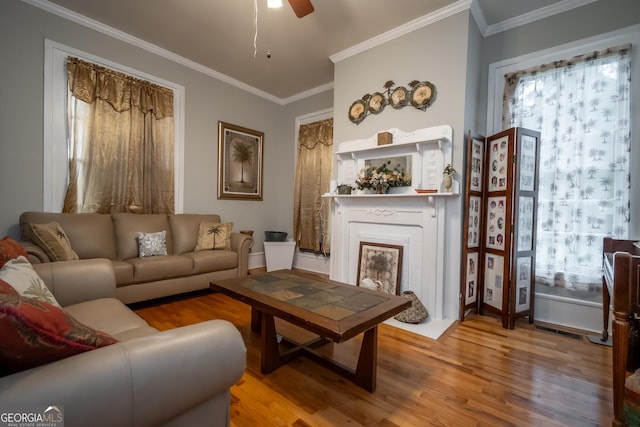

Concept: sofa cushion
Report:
left=111, top=260, right=134, bottom=287
left=0, top=256, right=60, bottom=307
left=127, top=255, right=193, bottom=283
left=0, top=237, right=28, bottom=268
left=20, top=212, right=117, bottom=260
left=63, top=297, right=157, bottom=340
left=30, top=222, right=79, bottom=261
left=184, top=250, right=238, bottom=274
left=113, top=213, right=173, bottom=261
left=0, top=280, right=118, bottom=376
left=195, top=222, right=233, bottom=251
left=137, top=231, right=168, bottom=257
left=169, top=214, right=222, bottom=254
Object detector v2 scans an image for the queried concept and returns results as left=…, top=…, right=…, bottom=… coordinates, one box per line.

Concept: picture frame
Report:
left=218, top=121, right=264, bottom=200
left=465, top=252, right=478, bottom=305
left=356, top=242, right=403, bottom=295
left=470, top=137, right=484, bottom=192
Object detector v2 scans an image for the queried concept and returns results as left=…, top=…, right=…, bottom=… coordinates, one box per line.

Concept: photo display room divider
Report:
left=460, top=127, right=540, bottom=329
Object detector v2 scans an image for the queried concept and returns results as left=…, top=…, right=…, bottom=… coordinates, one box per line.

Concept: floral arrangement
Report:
left=443, top=164, right=456, bottom=176
left=355, top=160, right=411, bottom=193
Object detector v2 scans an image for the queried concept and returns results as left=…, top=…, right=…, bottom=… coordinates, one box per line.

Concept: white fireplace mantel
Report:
left=334, top=125, right=453, bottom=193
left=328, top=125, right=457, bottom=339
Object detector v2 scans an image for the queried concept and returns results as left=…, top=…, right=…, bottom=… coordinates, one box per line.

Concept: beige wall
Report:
left=0, top=0, right=332, bottom=253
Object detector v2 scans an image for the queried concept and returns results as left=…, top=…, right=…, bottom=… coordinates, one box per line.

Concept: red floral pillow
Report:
left=0, top=237, right=28, bottom=268
left=0, top=279, right=118, bottom=376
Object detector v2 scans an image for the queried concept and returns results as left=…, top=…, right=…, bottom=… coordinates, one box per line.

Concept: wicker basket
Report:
left=394, top=291, right=428, bottom=324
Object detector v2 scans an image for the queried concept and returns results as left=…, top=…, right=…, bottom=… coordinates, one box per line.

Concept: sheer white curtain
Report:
left=503, top=45, right=631, bottom=293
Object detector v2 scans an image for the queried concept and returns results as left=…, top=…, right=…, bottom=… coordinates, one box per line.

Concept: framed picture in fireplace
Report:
left=356, top=242, right=403, bottom=295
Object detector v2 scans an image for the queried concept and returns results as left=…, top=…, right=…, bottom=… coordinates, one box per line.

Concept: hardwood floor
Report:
left=132, top=270, right=613, bottom=426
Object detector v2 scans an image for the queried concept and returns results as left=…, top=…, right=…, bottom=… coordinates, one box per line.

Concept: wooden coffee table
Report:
left=211, top=270, right=411, bottom=392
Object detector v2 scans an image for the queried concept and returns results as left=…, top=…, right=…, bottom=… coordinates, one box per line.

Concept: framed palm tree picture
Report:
left=218, top=121, right=264, bottom=200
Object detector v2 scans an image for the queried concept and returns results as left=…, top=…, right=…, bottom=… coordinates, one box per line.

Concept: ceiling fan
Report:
left=287, top=0, right=314, bottom=18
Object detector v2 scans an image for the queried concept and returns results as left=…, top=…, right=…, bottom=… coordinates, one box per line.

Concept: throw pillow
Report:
left=137, top=231, right=168, bottom=257
left=0, top=279, right=118, bottom=375
left=0, top=236, right=28, bottom=268
left=194, top=222, right=233, bottom=251
left=0, top=256, right=60, bottom=307
left=30, top=222, right=79, bottom=262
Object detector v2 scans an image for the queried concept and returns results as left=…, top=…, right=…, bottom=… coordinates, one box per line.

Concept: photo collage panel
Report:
left=470, top=138, right=484, bottom=192
left=465, top=252, right=478, bottom=305
left=484, top=253, right=504, bottom=310
left=467, top=195, right=482, bottom=248
left=488, top=136, right=509, bottom=192
left=517, top=196, right=535, bottom=252
left=485, top=196, right=507, bottom=251
left=519, top=135, right=537, bottom=192
left=515, top=257, right=532, bottom=312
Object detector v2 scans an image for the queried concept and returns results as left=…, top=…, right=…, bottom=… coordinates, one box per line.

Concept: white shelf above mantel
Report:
left=335, top=125, right=453, bottom=159
left=323, top=189, right=459, bottom=218
left=322, top=192, right=459, bottom=199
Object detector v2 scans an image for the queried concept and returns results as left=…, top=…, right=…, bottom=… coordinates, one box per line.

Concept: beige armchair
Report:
left=0, top=258, right=246, bottom=427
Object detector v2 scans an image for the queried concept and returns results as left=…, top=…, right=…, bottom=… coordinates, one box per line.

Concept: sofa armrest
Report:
left=19, top=240, right=51, bottom=264
left=0, top=320, right=246, bottom=427
left=230, top=232, right=253, bottom=277
left=33, top=258, right=116, bottom=307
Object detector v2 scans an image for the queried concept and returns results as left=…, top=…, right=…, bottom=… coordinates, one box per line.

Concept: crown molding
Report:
left=469, top=0, right=488, bottom=36
left=281, top=81, right=334, bottom=105
left=329, top=0, right=473, bottom=63
left=483, top=0, right=597, bottom=37
left=21, top=0, right=290, bottom=104
left=22, top=0, right=599, bottom=103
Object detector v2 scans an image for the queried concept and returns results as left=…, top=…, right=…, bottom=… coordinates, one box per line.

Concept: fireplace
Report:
left=327, top=126, right=458, bottom=338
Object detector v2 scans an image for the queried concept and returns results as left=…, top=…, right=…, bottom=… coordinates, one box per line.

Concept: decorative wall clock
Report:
left=348, top=99, right=367, bottom=124
left=410, top=81, right=435, bottom=110
left=389, top=86, right=408, bottom=109
left=368, top=92, right=386, bottom=114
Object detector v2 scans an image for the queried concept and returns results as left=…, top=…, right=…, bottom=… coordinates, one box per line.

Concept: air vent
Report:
left=534, top=324, right=583, bottom=340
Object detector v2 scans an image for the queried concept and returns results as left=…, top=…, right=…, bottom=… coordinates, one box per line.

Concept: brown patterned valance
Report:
left=66, top=57, right=174, bottom=119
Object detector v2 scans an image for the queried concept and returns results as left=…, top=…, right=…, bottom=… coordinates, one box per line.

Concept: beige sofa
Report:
left=19, top=212, right=253, bottom=304
left=0, top=258, right=246, bottom=427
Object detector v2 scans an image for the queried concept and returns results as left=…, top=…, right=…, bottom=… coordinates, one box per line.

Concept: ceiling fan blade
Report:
left=287, top=0, right=314, bottom=18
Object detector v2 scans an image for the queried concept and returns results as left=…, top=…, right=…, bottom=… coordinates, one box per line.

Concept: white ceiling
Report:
left=33, top=0, right=595, bottom=102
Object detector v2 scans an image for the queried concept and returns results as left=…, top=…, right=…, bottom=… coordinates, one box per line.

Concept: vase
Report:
left=374, top=186, right=388, bottom=194
left=443, top=174, right=453, bottom=192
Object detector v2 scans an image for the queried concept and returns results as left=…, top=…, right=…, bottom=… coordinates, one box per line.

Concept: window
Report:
left=64, top=57, right=175, bottom=213
left=502, top=45, right=631, bottom=299
left=293, top=116, right=333, bottom=254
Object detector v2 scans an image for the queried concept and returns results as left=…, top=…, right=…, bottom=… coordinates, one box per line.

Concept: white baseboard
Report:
left=292, top=251, right=330, bottom=275
left=248, top=250, right=331, bottom=276
left=248, top=252, right=265, bottom=270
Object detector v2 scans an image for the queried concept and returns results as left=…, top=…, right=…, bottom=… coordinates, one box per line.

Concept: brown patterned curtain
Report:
left=293, top=118, right=333, bottom=253
left=63, top=57, right=175, bottom=214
